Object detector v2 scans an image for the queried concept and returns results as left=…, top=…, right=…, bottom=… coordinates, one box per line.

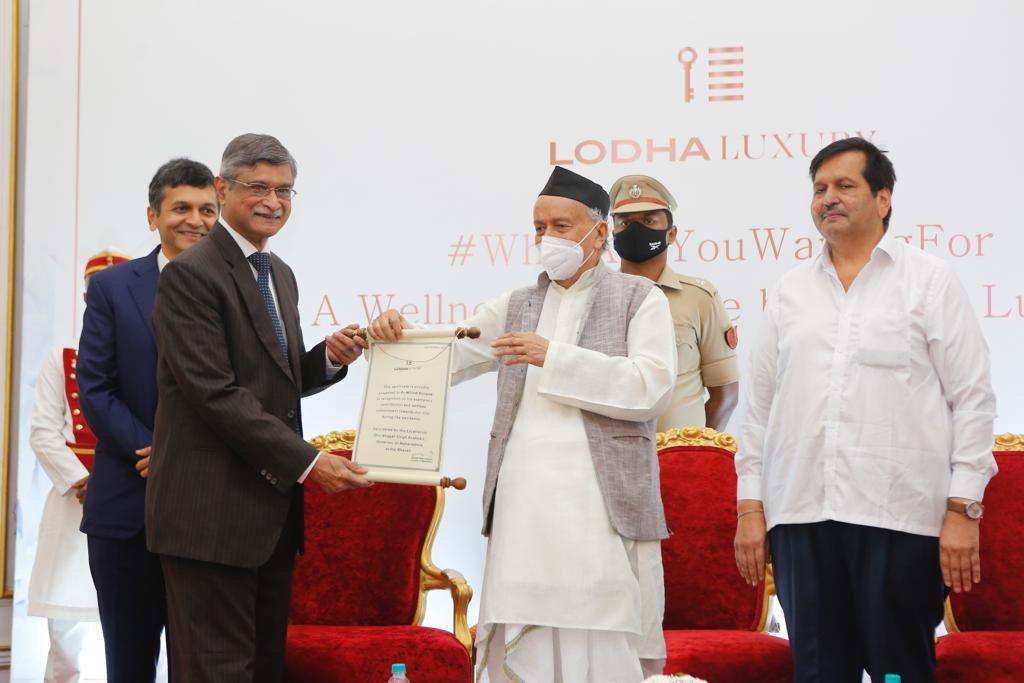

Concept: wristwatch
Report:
left=947, top=499, right=984, bottom=520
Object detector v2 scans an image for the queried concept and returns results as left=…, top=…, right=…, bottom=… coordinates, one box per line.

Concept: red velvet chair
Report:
left=285, top=430, right=473, bottom=683
left=657, top=427, right=792, bottom=682
left=936, top=434, right=1024, bottom=683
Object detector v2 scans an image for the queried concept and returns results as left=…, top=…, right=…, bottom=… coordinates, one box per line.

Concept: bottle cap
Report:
left=884, top=675, right=901, bottom=683
left=392, top=663, right=407, bottom=674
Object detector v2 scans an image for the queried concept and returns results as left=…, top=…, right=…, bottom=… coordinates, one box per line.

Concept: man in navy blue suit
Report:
left=77, top=158, right=219, bottom=682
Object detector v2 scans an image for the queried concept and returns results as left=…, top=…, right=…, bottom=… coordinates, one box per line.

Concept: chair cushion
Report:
left=663, top=629, right=792, bottom=683
left=286, top=624, right=471, bottom=683
left=659, top=445, right=765, bottom=630
left=948, top=451, right=1024, bottom=631
left=290, top=458, right=439, bottom=626
left=936, top=631, right=1024, bottom=682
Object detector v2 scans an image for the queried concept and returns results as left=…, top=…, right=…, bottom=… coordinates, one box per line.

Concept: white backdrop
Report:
left=12, top=0, right=1024, bottom=674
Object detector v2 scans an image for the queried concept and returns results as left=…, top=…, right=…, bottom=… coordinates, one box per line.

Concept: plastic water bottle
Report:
left=388, top=663, right=409, bottom=682
left=884, top=675, right=901, bottom=683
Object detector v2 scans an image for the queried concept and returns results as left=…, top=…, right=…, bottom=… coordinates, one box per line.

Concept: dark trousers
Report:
left=160, top=520, right=297, bottom=683
left=87, top=531, right=168, bottom=683
left=770, top=521, right=946, bottom=683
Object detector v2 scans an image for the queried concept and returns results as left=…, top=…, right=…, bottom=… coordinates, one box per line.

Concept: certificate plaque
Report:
left=353, top=328, right=459, bottom=486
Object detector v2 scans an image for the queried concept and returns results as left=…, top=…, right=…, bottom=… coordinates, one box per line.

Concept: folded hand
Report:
left=70, top=476, right=89, bottom=504
left=492, top=332, right=549, bottom=367
left=136, top=446, right=151, bottom=479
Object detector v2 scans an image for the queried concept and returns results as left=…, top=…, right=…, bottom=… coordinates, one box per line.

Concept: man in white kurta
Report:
left=27, top=250, right=128, bottom=683
left=458, top=266, right=675, bottom=682
left=369, top=167, right=676, bottom=681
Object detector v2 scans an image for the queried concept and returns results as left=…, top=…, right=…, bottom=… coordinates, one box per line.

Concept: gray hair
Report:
left=586, top=206, right=609, bottom=250
left=220, top=133, right=297, bottom=180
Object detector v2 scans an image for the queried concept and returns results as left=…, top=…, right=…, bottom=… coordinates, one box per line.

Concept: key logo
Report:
left=678, top=46, right=746, bottom=103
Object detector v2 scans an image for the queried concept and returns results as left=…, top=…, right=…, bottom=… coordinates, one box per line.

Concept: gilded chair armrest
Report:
left=943, top=596, right=960, bottom=633
left=420, top=565, right=474, bottom=655
left=442, top=568, right=473, bottom=654
left=415, top=487, right=474, bottom=656
left=753, top=563, right=776, bottom=633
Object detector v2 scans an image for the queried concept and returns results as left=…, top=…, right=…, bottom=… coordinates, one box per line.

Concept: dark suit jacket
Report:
left=145, top=223, right=344, bottom=568
left=78, top=247, right=160, bottom=539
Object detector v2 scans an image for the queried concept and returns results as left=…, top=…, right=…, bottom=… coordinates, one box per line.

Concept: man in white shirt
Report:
left=369, top=167, right=677, bottom=681
left=734, top=137, right=996, bottom=683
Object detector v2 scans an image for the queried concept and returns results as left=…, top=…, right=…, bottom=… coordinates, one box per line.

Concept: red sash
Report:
left=62, top=347, right=97, bottom=471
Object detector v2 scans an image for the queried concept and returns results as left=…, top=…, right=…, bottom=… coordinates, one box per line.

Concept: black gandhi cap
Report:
left=538, top=166, right=610, bottom=217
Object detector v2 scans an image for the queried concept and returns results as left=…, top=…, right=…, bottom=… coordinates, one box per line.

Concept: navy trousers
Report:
left=769, top=521, right=946, bottom=683
left=87, top=531, right=167, bottom=683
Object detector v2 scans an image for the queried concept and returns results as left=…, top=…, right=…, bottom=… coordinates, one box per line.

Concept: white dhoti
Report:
left=479, top=625, right=643, bottom=683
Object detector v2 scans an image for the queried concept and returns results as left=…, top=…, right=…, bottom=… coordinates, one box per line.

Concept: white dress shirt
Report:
left=738, top=233, right=997, bottom=537
left=221, top=220, right=283, bottom=321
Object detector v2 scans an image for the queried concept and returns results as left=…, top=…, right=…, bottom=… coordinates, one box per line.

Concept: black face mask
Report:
left=613, top=222, right=670, bottom=263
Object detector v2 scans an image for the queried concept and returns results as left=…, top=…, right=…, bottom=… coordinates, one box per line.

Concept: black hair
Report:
left=148, top=158, right=216, bottom=214
left=809, top=137, right=896, bottom=228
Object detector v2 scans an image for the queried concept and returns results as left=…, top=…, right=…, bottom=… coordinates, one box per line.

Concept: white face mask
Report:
left=539, top=221, right=600, bottom=281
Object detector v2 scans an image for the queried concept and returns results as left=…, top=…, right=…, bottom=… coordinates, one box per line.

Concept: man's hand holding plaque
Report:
left=308, top=453, right=373, bottom=493
left=326, top=322, right=370, bottom=364
left=366, top=310, right=412, bottom=342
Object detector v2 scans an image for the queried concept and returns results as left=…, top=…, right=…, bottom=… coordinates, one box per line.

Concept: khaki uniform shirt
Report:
left=654, top=266, right=739, bottom=431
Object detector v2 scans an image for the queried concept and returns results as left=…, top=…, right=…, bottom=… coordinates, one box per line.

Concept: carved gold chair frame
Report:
left=942, top=432, right=1024, bottom=634
left=308, top=429, right=474, bottom=654
left=657, top=426, right=774, bottom=633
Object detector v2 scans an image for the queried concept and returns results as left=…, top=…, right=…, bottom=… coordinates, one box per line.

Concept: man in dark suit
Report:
left=77, top=158, right=219, bottom=682
left=146, top=133, right=370, bottom=682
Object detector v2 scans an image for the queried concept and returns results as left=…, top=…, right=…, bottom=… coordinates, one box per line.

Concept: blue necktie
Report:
left=247, top=252, right=289, bottom=359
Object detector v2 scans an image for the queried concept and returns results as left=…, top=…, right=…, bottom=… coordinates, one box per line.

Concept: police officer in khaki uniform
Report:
left=609, top=175, right=739, bottom=432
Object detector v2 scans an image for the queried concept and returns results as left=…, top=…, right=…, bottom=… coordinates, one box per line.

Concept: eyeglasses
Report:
left=226, top=177, right=297, bottom=201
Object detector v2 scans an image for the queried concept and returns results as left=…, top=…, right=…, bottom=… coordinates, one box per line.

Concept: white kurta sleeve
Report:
left=29, top=348, right=88, bottom=495
left=535, top=286, right=676, bottom=422
left=450, top=291, right=510, bottom=386
left=924, top=266, right=998, bottom=502
left=736, top=292, right=780, bottom=502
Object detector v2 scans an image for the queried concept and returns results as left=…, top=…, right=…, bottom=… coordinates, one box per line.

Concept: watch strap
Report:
left=947, top=499, right=984, bottom=519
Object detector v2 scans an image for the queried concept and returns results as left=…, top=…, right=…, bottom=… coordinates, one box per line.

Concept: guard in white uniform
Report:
left=27, top=249, right=129, bottom=683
